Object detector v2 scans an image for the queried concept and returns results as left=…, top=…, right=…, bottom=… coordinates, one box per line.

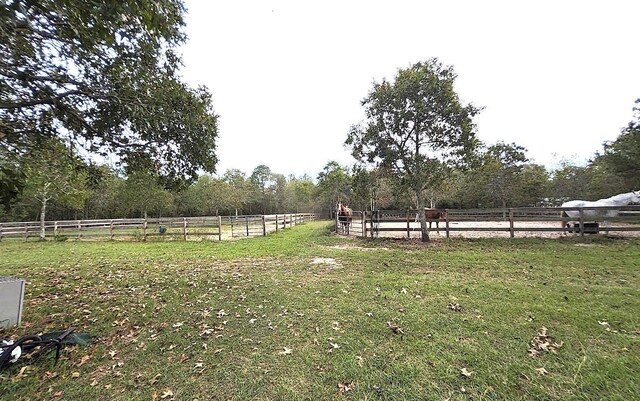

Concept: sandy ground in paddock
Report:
left=345, top=221, right=640, bottom=239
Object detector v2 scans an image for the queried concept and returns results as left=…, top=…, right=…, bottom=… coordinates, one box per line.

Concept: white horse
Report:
left=561, top=191, right=640, bottom=233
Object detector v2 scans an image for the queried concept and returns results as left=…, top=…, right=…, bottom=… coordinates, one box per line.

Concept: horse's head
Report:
left=633, top=190, right=640, bottom=204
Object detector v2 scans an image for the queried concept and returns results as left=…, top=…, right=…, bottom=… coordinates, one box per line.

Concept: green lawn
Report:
left=1, top=221, right=639, bottom=400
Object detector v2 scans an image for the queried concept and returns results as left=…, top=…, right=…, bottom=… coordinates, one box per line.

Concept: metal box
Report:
left=0, top=277, right=25, bottom=329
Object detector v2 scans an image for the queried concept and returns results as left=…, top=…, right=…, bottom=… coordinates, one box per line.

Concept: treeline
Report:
left=1, top=99, right=638, bottom=222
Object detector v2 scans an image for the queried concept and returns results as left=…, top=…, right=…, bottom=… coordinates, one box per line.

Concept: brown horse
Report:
left=424, top=208, right=445, bottom=234
left=337, top=202, right=353, bottom=235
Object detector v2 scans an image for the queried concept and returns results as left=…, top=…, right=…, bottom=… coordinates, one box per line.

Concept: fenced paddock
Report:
left=336, top=206, right=640, bottom=238
left=0, top=213, right=316, bottom=242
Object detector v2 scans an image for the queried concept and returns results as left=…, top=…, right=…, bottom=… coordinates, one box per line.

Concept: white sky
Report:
left=180, top=0, right=640, bottom=179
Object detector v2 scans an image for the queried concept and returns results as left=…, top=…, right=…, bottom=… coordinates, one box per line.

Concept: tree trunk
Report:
left=416, top=190, right=430, bottom=242
left=39, top=198, right=47, bottom=240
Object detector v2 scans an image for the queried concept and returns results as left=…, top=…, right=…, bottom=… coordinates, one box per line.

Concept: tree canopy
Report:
left=0, top=0, right=218, bottom=181
left=594, top=99, right=640, bottom=189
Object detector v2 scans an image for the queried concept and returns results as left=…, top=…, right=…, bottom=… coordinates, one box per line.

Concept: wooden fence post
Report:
left=0, top=223, right=3, bottom=241
left=262, top=215, right=266, bottom=236
left=143, top=217, right=148, bottom=241
left=110, top=219, right=114, bottom=240
left=275, top=214, right=278, bottom=232
left=284, top=214, right=287, bottom=229
left=509, top=208, right=514, bottom=238
left=406, top=211, right=411, bottom=238
left=24, top=223, right=29, bottom=241
left=183, top=217, right=187, bottom=241
left=245, top=216, right=249, bottom=236
left=362, top=211, right=366, bottom=238
left=579, top=208, right=584, bottom=237
left=231, top=216, right=234, bottom=238
left=370, top=211, right=375, bottom=238
left=218, top=216, right=222, bottom=241
left=77, top=221, right=82, bottom=239
left=445, top=210, right=450, bottom=239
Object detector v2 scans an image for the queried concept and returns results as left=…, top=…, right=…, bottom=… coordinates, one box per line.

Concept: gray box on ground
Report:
left=0, top=277, right=25, bottom=329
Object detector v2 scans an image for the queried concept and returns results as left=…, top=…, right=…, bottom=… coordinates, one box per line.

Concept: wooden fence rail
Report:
left=0, top=213, right=316, bottom=242
left=336, top=206, right=640, bottom=238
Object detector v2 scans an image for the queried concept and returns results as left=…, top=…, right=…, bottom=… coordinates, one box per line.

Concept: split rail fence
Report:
left=336, top=206, right=640, bottom=238
left=0, top=213, right=316, bottom=242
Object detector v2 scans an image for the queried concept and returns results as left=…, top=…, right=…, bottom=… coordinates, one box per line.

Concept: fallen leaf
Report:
left=150, top=374, right=161, bottom=385
left=536, top=367, right=548, bottom=375
left=279, top=347, right=293, bottom=355
left=16, top=366, right=29, bottom=379
left=529, top=327, right=562, bottom=357
left=71, top=371, right=80, bottom=378
left=460, top=368, right=472, bottom=377
left=77, top=354, right=91, bottom=366
left=448, top=302, right=462, bottom=312
left=161, top=388, right=174, bottom=399
left=54, top=390, right=64, bottom=398
left=338, top=382, right=353, bottom=393
left=387, top=321, right=404, bottom=335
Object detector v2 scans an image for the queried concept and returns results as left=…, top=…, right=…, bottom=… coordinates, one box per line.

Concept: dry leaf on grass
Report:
left=536, top=367, right=548, bottom=375
left=338, top=382, right=353, bottom=393
left=77, top=354, right=91, bottom=366
left=150, top=374, right=161, bottom=385
left=387, top=321, right=404, bottom=335
left=161, top=388, right=174, bottom=398
left=460, top=368, right=472, bottom=377
left=528, top=327, right=563, bottom=357
left=448, top=303, right=462, bottom=312
left=279, top=347, right=293, bottom=355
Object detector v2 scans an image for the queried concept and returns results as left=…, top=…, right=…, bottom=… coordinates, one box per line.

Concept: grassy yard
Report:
left=0, top=221, right=639, bottom=400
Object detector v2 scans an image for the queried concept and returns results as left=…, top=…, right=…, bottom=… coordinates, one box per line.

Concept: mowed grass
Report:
left=0, top=222, right=639, bottom=401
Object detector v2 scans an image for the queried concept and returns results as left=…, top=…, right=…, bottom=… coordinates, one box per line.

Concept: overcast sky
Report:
left=180, top=0, right=640, bottom=179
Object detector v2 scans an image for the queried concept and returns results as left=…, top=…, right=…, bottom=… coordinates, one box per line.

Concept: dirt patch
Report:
left=310, top=257, right=342, bottom=267
left=365, top=221, right=640, bottom=239
left=324, top=245, right=389, bottom=251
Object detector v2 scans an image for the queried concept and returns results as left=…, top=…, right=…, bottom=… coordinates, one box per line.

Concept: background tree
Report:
left=283, top=176, right=315, bottom=213
left=484, top=142, right=528, bottom=208
left=83, top=164, right=123, bottom=219
left=223, top=169, right=250, bottom=215
left=19, top=139, right=88, bottom=239
left=115, top=172, right=173, bottom=218
left=1, top=0, right=218, bottom=182
left=249, top=165, right=273, bottom=214
left=316, top=161, right=352, bottom=217
left=593, top=99, right=640, bottom=190
left=346, top=58, right=480, bottom=241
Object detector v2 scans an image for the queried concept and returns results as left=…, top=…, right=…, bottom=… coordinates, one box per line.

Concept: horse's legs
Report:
left=435, top=221, right=440, bottom=234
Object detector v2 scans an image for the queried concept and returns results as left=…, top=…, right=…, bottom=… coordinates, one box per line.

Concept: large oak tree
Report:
left=346, top=58, right=480, bottom=241
left=1, top=0, right=218, bottom=182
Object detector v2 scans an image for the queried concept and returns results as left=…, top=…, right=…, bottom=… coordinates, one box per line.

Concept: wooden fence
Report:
left=336, top=206, right=640, bottom=238
left=0, top=213, right=316, bottom=242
